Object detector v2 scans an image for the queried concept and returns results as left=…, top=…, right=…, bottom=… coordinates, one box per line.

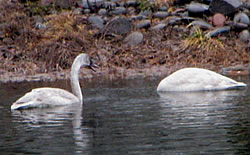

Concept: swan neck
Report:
left=70, top=61, right=83, bottom=103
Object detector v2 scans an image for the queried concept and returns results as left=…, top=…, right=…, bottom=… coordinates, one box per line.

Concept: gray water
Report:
left=0, top=76, right=250, bottom=155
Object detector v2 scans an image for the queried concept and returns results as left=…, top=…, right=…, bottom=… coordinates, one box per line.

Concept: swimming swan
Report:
left=157, top=68, right=247, bottom=92
left=11, top=53, right=97, bottom=110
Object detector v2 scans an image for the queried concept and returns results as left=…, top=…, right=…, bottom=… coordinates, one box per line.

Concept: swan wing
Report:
left=157, top=68, right=246, bottom=91
left=11, top=87, right=79, bottom=110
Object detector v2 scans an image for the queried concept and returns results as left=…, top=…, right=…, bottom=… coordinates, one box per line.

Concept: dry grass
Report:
left=182, top=28, right=225, bottom=53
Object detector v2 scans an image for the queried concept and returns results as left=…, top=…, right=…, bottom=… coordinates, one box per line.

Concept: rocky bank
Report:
left=0, top=0, right=250, bottom=83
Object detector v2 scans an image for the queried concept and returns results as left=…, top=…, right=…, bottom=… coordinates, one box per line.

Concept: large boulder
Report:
left=100, top=17, right=132, bottom=35
left=209, top=0, right=242, bottom=15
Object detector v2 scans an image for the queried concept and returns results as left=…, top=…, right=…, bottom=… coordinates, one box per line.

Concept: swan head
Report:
left=74, top=53, right=97, bottom=71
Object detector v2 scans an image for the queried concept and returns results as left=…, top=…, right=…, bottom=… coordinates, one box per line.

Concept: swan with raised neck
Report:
left=11, top=53, right=96, bottom=110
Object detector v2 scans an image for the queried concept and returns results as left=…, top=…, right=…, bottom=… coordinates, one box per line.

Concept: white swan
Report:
left=11, top=53, right=97, bottom=110
left=157, top=68, right=247, bottom=92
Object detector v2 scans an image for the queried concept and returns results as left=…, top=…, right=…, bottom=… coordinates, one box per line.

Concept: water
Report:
left=0, top=76, right=250, bottom=154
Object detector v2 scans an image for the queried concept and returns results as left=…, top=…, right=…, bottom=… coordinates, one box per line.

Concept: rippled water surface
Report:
left=0, top=76, right=250, bottom=154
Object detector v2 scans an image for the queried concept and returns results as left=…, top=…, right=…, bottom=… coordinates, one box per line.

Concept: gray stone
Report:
left=209, top=0, right=242, bottom=15
left=88, top=16, right=104, bottom=29
left=153, top=11, right=169, bottom=19
left=55, top=0, right=76, bottom=9
left=151, top=23, right=167, bottom=30
left=32, top=15, right=45, bottom=24
left=104, top=1, right=116, bottom=9
left=101, top=17, right=132, bottom=35
left=233, top=12, right=250, bottom=25
left=239, top=30, right=250, bottom=42
left=124, top=31, right=143, bottom=46
left=78, top=0, right=104, bottom=9
left=98, top=9, right=107, bottom=16
left=111, top=7, right=127, bottom=15
left=130, top=15, right=145, bottom=21
left=35, top=22, right=47, bottom=29
left=83, top=9, right=91, bottom=14
left=139, top=10, right=152, bottom=17
left=136, top=20, right=151, bottom=29
left=188, top=20, right=213, bottom=29
left=126, top=0, right=137, bottom=7
left=159, top=6, right=168, bottom=11
left=205, top=26, right=231, bottom=37
left=186, top=2, right=209, bottom=13
left=40, top=0, right=53, bottom=7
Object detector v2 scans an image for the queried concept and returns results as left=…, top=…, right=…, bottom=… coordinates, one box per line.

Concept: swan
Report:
left=11, top=53, right=97, bottom=110
left=157, top=68, right=247, bottom=92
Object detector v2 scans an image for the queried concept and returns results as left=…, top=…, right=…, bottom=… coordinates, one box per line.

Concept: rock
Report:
left=213, top=13, right=226, bottom=27
left=88, top=16, right=104, bottom=29
left=104, top=1, right=116, bottom=9
left=125, top=0, right=137, bottom=7
left=55, top=0, right=74, bottom=9
left=136, top=20, right=151, bottom=29
left=233, top=23, right=249, bottom=29
left=124, top=31, right=143, bottom=46
left=239, top=30, right=250, bottom=42
left=153, top=11, right=169, bottom=19
left=101, top=17, right=132, bottom=35
left=159, top=6, right=168, bottom=11
left=35, top=22, right=46, bottom=29
left=83, top=9, right=91, bottom=14
left=188, top=20, right=213, bottom=29
left=209, top=0, right=242, bottom=15
left=32, top=15, right=45, bottom=24
left=205, top=26, right=231, bottom=37
left=78, top=0, right=104, bottom=9
left=151, top=23, right=167, bottom=30
left=233, top=12, right=250, bottom=29
left=98, top=9, right=107, bottom=16
left=127, top=7, right=136, bottom=15
left=130, top=15, right=144, bottom=21
left=111, top=7, right=127, bottom=15
left=186, top=2, right=209, bottom=13
left=40, top=0, right=53, bottom=7
left=139, top=10, right=152, bottom=17
left=233, top=12, right=250, bottom=25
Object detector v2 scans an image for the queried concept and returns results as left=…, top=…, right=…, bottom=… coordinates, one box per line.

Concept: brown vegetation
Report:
left=0, top=0, right=249, bottom=80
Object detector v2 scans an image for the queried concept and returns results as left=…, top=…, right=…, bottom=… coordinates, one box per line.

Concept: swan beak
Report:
left=88, top=63, right=98, bottom=72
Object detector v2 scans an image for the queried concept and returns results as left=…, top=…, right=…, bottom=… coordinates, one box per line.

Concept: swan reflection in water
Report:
left=11, top=104, right=89, bottom=154
left=157, top=89, right=247, bottom=153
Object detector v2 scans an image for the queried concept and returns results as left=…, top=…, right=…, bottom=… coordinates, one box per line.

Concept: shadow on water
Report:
left=0, top=76, right=249, bottom=154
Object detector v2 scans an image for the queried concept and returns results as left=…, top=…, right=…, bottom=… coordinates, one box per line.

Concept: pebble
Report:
left=153, top=11, right=169, bottom=19
left=188, top=20, right=213, bottom=29
left=233, top=12, right=250, bottom=26
left=136, top=20, right=151, bottom=29
left=88, top=16, right=104, bottom=29
left=186, top=2, right=209, bottom=13
left=205, top=26, right=231, bottom=37
left=111, top=7, right=127, bottom=15
left=98, top=9, right=107, bottom=16
left=124, top=31, right=143, bottom=46
left=213, top=13, right=226, bottom=27
left=101, top=17, right=132, bottom=35
left=151, top=23, right=167, bottom=30
left=239, top=30, right=250, bottom=42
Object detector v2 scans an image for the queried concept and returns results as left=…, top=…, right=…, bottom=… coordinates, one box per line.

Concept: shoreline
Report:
left=1, top=64, right=249, bottom=83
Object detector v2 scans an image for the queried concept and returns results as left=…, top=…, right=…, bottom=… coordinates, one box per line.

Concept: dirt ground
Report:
left=0, top=1, right=249, bottom=83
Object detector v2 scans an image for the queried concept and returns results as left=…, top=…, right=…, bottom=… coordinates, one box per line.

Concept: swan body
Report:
left=11, top=53, right=96, bottom=110
left=157, top=68, right=247, bottom=92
